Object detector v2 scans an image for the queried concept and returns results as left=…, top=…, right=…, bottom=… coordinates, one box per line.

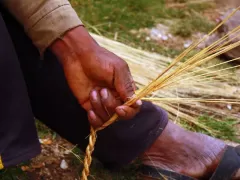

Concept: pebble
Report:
left=145, top=36, right=151, bottom=41
left=60, top=159, right=68, bottom=170
left=227, top=104, right=232, bottom=110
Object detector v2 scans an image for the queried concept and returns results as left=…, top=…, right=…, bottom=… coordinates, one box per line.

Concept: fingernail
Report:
left=136, top=100, right=142, bottom=106
left=100, top=89, right=108, bottom=99
left=91, top=91, right=97, bottom=101
left=89, top=110, right=96, bottom=120
left=117, top=108, right=126, bottom=116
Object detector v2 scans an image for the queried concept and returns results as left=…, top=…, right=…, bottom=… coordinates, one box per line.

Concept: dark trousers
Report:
left=0, top=8, right=168, bottom=169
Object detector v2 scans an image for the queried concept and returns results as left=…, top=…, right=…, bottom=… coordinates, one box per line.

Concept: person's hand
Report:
left=88, top=88, right=140, bottom=128
left=50, top=26, right=141, bottom=126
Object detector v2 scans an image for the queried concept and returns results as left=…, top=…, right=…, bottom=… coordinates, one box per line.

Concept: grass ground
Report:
left=70, top=0, right=217, bottom=57
left=0, top=0, right=239, bottom=179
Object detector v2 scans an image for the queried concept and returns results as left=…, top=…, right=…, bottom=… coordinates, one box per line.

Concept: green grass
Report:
left=187, top=1, right=214, bottom=12
left=35, top=120, right=54, bottom=138
left=181, top=115, right=240, bottom=143
left=71, top=0, right=215, bottom=57
left=0, top=164, right=29, bottom=180
left=170, top=14, right=215, bottom=37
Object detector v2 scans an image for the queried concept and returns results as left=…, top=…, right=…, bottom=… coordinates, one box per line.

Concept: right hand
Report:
left=50, top=26, right=141, bottom=128
left=88, top=88, right=141, bottom=129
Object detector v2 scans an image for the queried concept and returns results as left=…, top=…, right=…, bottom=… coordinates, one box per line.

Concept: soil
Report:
left=22, top=137, right=83, bottom=180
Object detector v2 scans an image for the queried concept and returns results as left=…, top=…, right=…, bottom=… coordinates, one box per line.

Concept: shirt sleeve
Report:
left=2, top=0, right=83, bottom=53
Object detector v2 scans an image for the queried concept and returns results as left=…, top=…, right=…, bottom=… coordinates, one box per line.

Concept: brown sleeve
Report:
left=2, top=0, right=83, bottom=53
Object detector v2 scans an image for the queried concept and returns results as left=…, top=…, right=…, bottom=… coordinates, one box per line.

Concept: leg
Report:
left=0, top=11, right=40, bottom=169
left=1, top=8, right=168, bottom=168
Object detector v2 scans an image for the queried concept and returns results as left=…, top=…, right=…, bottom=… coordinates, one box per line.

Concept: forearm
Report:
left=2, top=0, right=83, bottom=53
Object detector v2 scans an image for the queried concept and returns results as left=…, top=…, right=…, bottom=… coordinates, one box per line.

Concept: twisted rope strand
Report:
left=81, top=112, right=121, bottom=180
left=82, top=127, right=97, bottom=180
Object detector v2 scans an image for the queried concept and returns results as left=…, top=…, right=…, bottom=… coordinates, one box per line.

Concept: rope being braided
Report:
left=82, top=95, right=146, bottom=180
left=81, top=111, right=133, bottom=180
left=81, top=126, right=96, bottom=180
left=81, top=90, right=149, bottom=179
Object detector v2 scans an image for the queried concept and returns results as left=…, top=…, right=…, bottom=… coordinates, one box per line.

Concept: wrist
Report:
left=50, top=26, right=98, bottom=64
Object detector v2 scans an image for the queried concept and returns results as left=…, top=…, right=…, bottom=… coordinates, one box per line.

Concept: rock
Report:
left=129, top=29, right=138, bottom=34
left=227, top=104, right=232, bottom=110
left=184, top=40, right=192, bottom=48
left=39, top=138, right=52, bottom=145
left=218, top=10, right=240, bottom=61
left=200, top=9, right=240, bottom=63
left=145, top=36, right=151, bottom=41
left=21, top=166, right=30, bottom=171
left=149, top=24, right=172, bottom=41
left=60, top=159, right=68, bottom=170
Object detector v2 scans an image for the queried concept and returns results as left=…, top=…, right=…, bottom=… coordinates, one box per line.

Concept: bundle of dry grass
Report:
left=82, top=7, right=240, bottom=179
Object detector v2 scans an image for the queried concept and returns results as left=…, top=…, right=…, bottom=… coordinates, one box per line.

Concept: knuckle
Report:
left=124, top=81, right=134, bottom=94
left=105, top=101, right=115, bottom=110
left=89, top=118, right=101, bottom=129
left=88, top=116, right=96, bottom=126
left=121, top=61, right=128, bottom=69
left=116, top=58, right=128, bottom=68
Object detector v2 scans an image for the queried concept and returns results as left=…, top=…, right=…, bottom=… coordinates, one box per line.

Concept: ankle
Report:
left=193, top=133, right=227, bottom=179
left=141, top=121, right=227, bottom=179
left=182, top=132, right=227, bottom=178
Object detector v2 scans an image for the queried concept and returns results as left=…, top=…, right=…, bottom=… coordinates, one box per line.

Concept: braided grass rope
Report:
left=81, top=7, right=240, bottom=180
left=0, top=156, right=3, bottom=170
left=82, top=127, right=96, bottom=180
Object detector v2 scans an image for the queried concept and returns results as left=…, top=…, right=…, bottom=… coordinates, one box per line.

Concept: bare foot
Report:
left=141, top=121, right=227, bottom=179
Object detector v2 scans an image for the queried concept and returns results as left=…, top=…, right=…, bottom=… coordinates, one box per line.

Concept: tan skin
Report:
left=50, top=26, right=227, bottom=179
left=50, top=26, right=141, bottom=127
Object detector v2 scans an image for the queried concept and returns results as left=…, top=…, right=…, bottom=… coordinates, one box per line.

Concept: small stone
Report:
left=227, top=104, right=232, bottom=110
left=129, top=29, right=138, bottom=34
left=21, top=166, right=30, bottom=171
left=184, top=40, right=192, bottom=48
left=60, top=159, right=68, bottom=170
left=162, top=35, right=168, bottom=41
left=32, top=163, right=45, bottom=169
left=145, top=36, right=151, bottom=41
left=39, top=138, right=52, bottom=145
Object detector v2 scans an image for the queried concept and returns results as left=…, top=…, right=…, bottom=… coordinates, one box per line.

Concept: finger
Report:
left=88, top=110, right=103, bottom=129
left=90, top=89, right=109, bottom=121
left=114, top=62, right=143, bottom=108
left=115, top=105, right=140, bottom=120
left=131, top=99, right=142, bottom=108
left=114, top=61, right=136, bottom=102
left=100, top=88, right=122, bottom=116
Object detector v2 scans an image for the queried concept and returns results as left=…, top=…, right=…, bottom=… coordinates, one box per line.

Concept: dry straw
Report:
left=81, top=7, right=240, bottom=179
